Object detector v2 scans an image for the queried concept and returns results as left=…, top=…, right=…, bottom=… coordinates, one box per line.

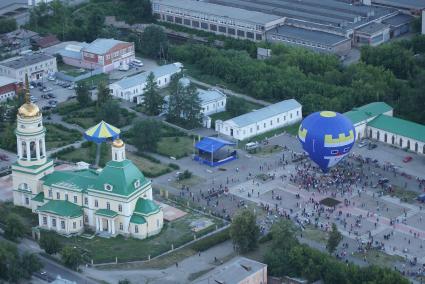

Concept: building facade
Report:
left=216, top=99, right=302, bottom=141
left=109, top=63, right=182, bottom=104
left=12, top=80, right=164, bottom=238
left=353, top=22, right=390, bottom=46
left=344, top=102, right=425, bottom=155
left=152, top=0, right=285, bottom=41
left=0, top=53, right=57, bottom=83
left=0, top=76, right=18, bottom=101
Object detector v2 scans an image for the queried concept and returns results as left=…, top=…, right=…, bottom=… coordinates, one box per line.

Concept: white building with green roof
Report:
left=344, top=102, right=425, bottom=155
left=12, top=90, right=164, bottom=238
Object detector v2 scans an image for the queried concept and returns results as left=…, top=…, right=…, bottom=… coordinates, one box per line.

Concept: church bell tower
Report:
left=12, top=75, right=54, bottom=209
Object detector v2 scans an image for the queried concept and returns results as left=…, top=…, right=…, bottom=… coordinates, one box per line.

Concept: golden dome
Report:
left=112, top=138, right=124, bottom=148
left=18, top=102, right=40, bottom=118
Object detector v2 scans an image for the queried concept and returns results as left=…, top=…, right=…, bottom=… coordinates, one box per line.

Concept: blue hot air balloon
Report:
left=298, top=111, right=355, bottom=172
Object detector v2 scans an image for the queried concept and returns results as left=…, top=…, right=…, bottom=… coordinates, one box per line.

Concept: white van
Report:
left=131, top=59, right=144, bottom=67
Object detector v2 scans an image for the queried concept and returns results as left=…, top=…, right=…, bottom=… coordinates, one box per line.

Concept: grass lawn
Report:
left=353, top=249, right=404, bottom=268
left=55, top=142, right=109, bottom=167
left=126, top=152, right=173, bottom=178
left=171, top=175, right=205, bottom=188
left=41, top=211, right=221, bottom=264
left=58, top=63, right=87, bottom=77
left=45, top=124, right=82, bottom=149
left=79, top=73, right=109, bottom=87
left=157, top=136, right=193, bottom=159
left=302, top=225, right=329, bottom=244
left=64, top=116, right=97, bottom=129
left=251, top=145, right=283, bottom=157
left=239, top=122, right=301, bottom=149
left=209, top=99, right=263, bottom=125
left=388, top=185, right=418, bottom=204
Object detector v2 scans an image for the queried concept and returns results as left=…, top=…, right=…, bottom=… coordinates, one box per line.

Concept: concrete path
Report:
left=84, top=241, right=236, bottom=284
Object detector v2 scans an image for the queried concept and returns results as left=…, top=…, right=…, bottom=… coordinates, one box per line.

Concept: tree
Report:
left=76, top=81, right=91, bottom=106
left=61, top=246, right=82, bottom=270
left=142, top=72, right=163, bottom=116
left=226, top=96, right=248, bottom=117
left=229, top=209, right=259, bottom=253
left=20, top=252, right=42, bottom=278
left=181, top=84, right=202, bottom=128
left=264, top=220, right=299, bottom=277
left=55, top=53, right=63, bottom=65
left=132, top=119, right=161, bottom=152
left=96, top=82, right=111, bottom=107
left=0, top=18, right=17, bottom=34
left=167, top=77, right=185, bottom=122
left=327, top=223, right=342, bottom=255
left=39, top=233, right=62, bottom=255
left=86, top=7, right=105, bottom=41
left=141, top=26, right=168, bottom=58
left=96, top=100, right=121, bottom=125
left=4, top=213, right=25, bottom=241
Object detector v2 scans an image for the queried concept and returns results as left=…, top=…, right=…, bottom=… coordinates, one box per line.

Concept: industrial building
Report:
left=216, top=99, right=302, bottom=141
left=371, top=0, right=425, bottom=15
left=153, top=0, right=416, bottom=54
left=0, top=52, right=57, bottom=83
left=152, top=0, right=285, bottom=41
left=0, top=76, right=18, bottom=101
left=344, top=102, right=425, bottom=155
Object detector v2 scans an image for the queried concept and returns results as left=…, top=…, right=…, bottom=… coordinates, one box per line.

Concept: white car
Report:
left=131, top=59, right=144, bottom=67
left=358, top=141, right=368, bottom=148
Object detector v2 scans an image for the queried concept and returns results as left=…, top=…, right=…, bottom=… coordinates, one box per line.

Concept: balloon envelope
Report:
left=297, top=111, right=355, bottom=172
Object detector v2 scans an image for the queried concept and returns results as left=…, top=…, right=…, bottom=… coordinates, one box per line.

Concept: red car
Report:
left=0, top=154, right=9, bottom=161
left=403, top=156, right=413, bottom=163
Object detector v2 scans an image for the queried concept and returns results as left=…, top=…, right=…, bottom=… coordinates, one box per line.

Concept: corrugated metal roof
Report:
left=344, top=102, right=393, bottom=125
left=113, top=63, right=181, bottom=90
left=372, top=0, right=425, bottom=10
left=368, top=115, right=425, bottom=143
left=267, top=25, right=349, bottom=46
left=382, top=13, right=414, bottom=27
left=83, top=38, right=127, bottom=55
left=227, top=99, right=301, bottom=127
left=0, top=76, right=16, bottom=86
left=198, top=89, right=226, bottom=104
left=154, top=0, right=283, bottom=25
left=355, top=22, right=389, bottom=35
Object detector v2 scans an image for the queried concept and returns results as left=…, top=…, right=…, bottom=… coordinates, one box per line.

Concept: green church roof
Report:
left=95, top=209, right=118, bottom=218
left=134, top=198, right=160, bottom=216
left=344, top=102, right=393, bottom=124
left=130, top=214, right=146, bottom=224
left=91, top=160, right=149, bottom=197
left=42, top=170, right=99, bottom=192
left=367, top=115, right=425, bottom=143
left=31, top=192, right=44, bottom=203
left=38, top=200, right=83, bottom=218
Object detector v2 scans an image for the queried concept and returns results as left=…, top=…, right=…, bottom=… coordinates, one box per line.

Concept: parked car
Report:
left=41, top=94, right=49, bottom=99
left=358, top=141, right=368, bottom=148
left=0, top=154, right=9, bottom=161
left=42, top=106, right=52, bottom=111
left=403, top=156, right=413, bottom=163
left=48, top=100, right=58, bottom=105
left=48, top=93, right=56, bottom=99
left=131, top=59, right=144, bottom=67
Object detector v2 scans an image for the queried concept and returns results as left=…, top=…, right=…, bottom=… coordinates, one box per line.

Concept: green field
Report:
left=55, top=142, right=109, bottom=167
left=40, top=211, right=222, bottom=264
left=45, top=124, right=82, bottom=149
left=126, top=152, right=174, bottom=178
left=156, top=136, right=194, bottom=159
left=239, top=122, right=301, bottom=148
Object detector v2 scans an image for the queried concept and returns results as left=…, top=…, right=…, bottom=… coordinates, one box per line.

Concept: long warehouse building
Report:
left=152, top=0, right=285, bottom=41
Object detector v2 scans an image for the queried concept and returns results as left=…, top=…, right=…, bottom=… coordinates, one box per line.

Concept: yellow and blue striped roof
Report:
left=83, top=121, right=120, bottom=143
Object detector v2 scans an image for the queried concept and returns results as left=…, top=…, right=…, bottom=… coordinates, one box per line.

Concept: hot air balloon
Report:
left=297, top=111, right=355, bottom=172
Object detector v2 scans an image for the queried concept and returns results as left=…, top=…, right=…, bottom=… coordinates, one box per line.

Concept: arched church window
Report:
left=30, top=141, right=36, bottom=159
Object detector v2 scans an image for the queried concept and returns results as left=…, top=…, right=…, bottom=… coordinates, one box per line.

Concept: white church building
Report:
left=12, top=78, right=163, bottom=238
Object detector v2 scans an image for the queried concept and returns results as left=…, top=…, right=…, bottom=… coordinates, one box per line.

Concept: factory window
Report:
left=95, top=200, right=98, bottom=207
left=247, top=32, right=254, bottom=39
left=376, top=131, right=380, bottom=140
left=257, top=125, right=259, bottom=131
left=218, top=26, right=226, bottom=33
left=175, top=17, right=182, bottom=24
left=270, top=120, right=272, bottom=126
left=237, top=30, right=245, bottom=37
left=297, top=111, right=299, bottom=116
left=25, top=197, right=29, bottom=205
left=166, top=15, right=173, bottom=22
left=256, top=34, right=262, bottom=41
left=118, top=204, right=122, bottom=212
left=107, top=202, right=110, bottom=210
left=250, top=128, right=253, bottom=133
left=201, top=22, right=208, bottom=29
left=228, top=28, right=235, bottom=35
left=184, top=19, right=190, bottom=26
left=263, top=123, right=266, bottom=128
left=192, top=21, right=199, bottom=28
left=210, top=24, right=217, bottom=31
left=48, top=189, right=52, bottom=197
left=290, top=113, right=292, bottom=119
left=277, top=118, right=280, bottom=123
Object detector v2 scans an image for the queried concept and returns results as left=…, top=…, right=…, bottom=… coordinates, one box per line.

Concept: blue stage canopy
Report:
left=195, top=137, right=235, bottom=153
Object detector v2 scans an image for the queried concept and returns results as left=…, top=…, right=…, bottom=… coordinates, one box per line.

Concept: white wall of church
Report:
left=368, top=127, right=425, bottom=155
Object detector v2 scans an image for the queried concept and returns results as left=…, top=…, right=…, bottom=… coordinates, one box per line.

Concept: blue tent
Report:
left=194, top=137, right=237, bottom=166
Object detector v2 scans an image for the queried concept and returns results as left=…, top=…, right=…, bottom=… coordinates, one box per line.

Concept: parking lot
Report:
left=29, top=79, right=76, bottom=110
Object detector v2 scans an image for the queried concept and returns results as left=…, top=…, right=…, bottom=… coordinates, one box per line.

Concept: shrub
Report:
left=169, top=163, right=180, bottom=170
left=191, top=227, right=230, bottom=252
